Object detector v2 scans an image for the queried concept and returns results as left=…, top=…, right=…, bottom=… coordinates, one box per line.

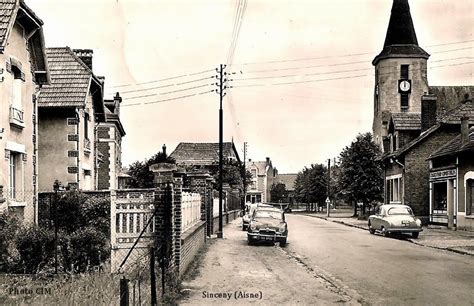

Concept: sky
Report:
left=27, top=0, right=473, bottom=173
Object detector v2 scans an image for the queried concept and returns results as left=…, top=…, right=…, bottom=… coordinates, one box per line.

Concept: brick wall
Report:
left=97, top=141, right=111, bottom=190
left=404, top=127, right=459, bottom=221
left=179, top=221, right=205, bottom=275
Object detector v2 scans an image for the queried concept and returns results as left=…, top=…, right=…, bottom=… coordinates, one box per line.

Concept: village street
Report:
left=181, top=215, right=474, bottom=305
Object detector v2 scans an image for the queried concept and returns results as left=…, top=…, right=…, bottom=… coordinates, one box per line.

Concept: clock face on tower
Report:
left=398, top=80, right=411, bottom=93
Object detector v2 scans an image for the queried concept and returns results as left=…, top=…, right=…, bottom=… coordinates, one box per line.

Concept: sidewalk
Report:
left=299, top=209, right=474, bottom=256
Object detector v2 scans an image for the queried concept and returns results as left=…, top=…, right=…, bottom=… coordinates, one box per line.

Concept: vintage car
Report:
left=247, top=208, right=288, bottom=246
left=242, top=203, right=273, bottom=230
left=368, top=204, right=422, bottom=238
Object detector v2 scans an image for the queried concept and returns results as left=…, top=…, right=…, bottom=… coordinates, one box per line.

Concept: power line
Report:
left=230, top=61, right=474, bottom=88
left=231, top=60, right=474, bottom=83
left=231, top=54, right=472, bottom=77
left=117, top=76, right=214, bottom=94
left=226, top=0, right=243, bottom=65
left=426, top=39, right=474, bottom=47
left=237, top=40, right=473, bottom=66
left=232, top=67, right=372, bottom=81
left=108, top=68, right=215, bottom=89
left=121, top=90, right=214, bottom=107
left=228, top=0, right=247, bottom=66
left=125, top=83, right=213, bottom=100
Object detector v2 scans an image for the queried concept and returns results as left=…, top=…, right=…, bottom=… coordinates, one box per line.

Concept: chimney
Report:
left=73, top=49, right=93, bottom=70
left=461, top=116, right=469, bottom=146
left=114, top=92, right=122, bottom=116
left=266, top=157, right=270, bottom=164
left=162, top=144, right=167, bottom=156
left=421, top=94, right=437, bottom=132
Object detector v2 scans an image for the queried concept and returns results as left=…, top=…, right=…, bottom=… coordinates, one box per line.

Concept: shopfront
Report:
left=429, top=169, right=457, bottom=227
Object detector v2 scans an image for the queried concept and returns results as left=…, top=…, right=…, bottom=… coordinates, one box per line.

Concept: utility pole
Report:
left=243, top=142, right=247, bottom=210
left=327, top=159, right=331, bottom=217
left=216, top=64, right=227, bottom=238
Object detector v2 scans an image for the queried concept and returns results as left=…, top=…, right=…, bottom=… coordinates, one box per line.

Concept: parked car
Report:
left=242, top=203, right=257, bottom=230
left=368, top=204, right=422, bottom=238
left=247, top=208, right=288, bottom=246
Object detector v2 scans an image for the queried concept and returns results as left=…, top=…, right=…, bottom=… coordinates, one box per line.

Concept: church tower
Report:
left=372, top=0, right=430, bottom=150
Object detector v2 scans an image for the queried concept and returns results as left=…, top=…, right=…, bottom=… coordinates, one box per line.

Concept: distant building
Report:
left=246, top=157, right=278, bottom=203
left=170, top=142, right=241, bottom=167
left=274, top=173, right=297, bottom=204
left=374, top=0, right=473, bottom=226
left=38, top=48, right=105, bottom=191
left=97, top=93, right=126, bottom=190
left=0, top=0, right=50, bottom=222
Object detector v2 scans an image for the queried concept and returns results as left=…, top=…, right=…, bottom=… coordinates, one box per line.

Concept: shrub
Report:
left=63, top=227, right=109, bottom=273
left=55, top=191, right=88, bottom=233
left=15, top=226, right=55, bottom=274
left=81, top=197, right=110, bottom=237
left=0, top=213, right=20, bottom=272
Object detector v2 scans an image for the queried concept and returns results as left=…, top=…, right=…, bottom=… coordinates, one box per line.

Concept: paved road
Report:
left=285, top=214, right=474, bottom=305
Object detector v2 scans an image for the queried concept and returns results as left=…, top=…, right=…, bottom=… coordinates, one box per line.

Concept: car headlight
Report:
left=278, top=224, right=287, bottom=233
left=416, top=219, right=422, bottom=226
left=249, top=223, right=257, bottom=231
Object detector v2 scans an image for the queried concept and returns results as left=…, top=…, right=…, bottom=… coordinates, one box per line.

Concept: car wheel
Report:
left=368, top=222, right=375, bottom=234
left=381, top=226, right=388, bottom=237
left=412, top=232, right=419, bottom=239
left=247, top=239, right=253, bottom=245
left=279, top=239, right=287, bottom=247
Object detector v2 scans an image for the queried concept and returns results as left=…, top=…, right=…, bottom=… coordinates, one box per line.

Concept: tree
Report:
left=270, top=183, right=288, bottom=203
left=207, top=159, right=251, bottom=191
left=128, top=151, right=175, bottom=188
left=338, top=133, right=383, bottom=217
left=294, top=164, right=328, bottom=211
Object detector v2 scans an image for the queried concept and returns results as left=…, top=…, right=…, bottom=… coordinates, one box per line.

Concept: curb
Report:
left=406, top=239, right=474, bottom=257
left=300, top=213, right=474, bottom=257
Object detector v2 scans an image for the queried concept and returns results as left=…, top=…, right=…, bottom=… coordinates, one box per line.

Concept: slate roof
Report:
left=0, top=0, right=16, bottom=49
left=170, top=142, right=240, bottom=166
left=429, top=86, right=474, bottom=116
left=275, top=174, right=297, bottom=191
left=372, top=0, right=429, bottom=65
left=38, top=47, right=96, bottom=107
left=429, top=127, right=474, bottom=159
left=387, top=102, right=474, bottom=159
left=439, top=101, right=474, bottom=125
left=383, top=0, right=419, bottom=47
left=391, top=112, right=421, bottom=130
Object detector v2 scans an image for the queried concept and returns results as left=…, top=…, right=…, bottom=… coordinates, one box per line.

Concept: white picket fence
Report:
left=181, top=192, right=202, bottom=233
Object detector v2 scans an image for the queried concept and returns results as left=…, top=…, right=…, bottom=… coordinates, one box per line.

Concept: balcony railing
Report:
left=9, top=106, right=24, bottom=128
left=84, top=138, right=91, bottom=152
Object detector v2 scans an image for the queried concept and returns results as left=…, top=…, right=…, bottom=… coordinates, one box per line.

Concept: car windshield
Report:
left=387, top=207, right=413, bottom=216
left=255, top=210, right=281, bottom=220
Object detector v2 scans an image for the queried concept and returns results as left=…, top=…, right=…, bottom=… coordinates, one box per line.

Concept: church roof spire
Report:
left=373, top=0, right=429, bottom=66
left=384, top=0, right=418, bottom=47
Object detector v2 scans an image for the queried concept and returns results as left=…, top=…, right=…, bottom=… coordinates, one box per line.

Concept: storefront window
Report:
left=433, top=182, right=447, bottom=211
left=467, top=179, right=474, bottom=215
